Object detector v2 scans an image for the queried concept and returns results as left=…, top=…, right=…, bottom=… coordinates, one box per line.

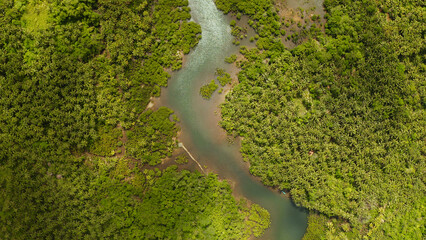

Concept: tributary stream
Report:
left=156, top=0, right=308, bottom=239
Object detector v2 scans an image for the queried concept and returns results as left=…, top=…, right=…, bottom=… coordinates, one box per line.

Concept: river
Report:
left=155, top=0, right=308, bottom=239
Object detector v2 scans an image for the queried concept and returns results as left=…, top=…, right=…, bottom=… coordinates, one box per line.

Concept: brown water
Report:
left=155, top=0, right=309, bottom=239
left=286, top=0, right=325, bottom=15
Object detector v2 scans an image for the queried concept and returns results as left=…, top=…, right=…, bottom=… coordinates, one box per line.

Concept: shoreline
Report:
left=150, top=1, right=309, bottom=238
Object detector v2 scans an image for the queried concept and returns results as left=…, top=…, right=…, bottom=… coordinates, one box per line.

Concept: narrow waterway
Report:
left=157, top=0, right=308, bottom=239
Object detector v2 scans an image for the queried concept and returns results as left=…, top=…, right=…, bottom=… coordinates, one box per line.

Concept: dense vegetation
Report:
left=217, top=0, right=425, bottom=238
left=199, top=69, right=232, bottom=99
left=0, top=0, right=269, bottom=238
left=215, top=68, right=232, bottom=86
left=2, top=155, right=270, bottom=239
left=200, top=79, right=219, bottom=99
left=225, top=54, right=237, bottom=63
left=126, top=107, right=178, bottom=165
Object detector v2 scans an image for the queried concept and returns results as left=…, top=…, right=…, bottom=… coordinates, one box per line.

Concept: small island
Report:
left=200, top=79, right=219, bottom=99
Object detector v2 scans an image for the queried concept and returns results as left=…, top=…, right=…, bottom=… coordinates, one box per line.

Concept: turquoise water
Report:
left=158, top=0, right=308, bottom=239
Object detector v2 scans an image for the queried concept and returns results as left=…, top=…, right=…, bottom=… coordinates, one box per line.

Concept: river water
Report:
left=156, top=0, right=308, bottom=239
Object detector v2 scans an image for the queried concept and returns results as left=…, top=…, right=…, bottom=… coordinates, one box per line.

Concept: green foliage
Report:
left=225, top=54, right=237, bottom=63
left=217, top=74, right=231, bottom=86
left=247, top=203, right=271, bottom=237
left=215, top=68, right=232, bottom=86
left=138, top=168, right=268, bottom=239
left=217, top=0, right=426, bottom=238
left=89, top=126, right=123, bottom=156
left=126, top=107, right=178, bottom=166
left=231, top=25, right=248, bottom=41
left=200, top=80, right=219, bottom=99
left=21, top=0, right=50, bottom=32
left=175, top=154, right=188, bottom=164
left=172, top=114, right=180, bottom=122
left=0, top=0, right=201, bottom=156
left=93, top=0, right=200, bottom=127
left=302, top=213, right=328, bottom=240
left=0, top=1, right=269, bottom=239
left=1, top=154, right=270, bottom=239
left=216, top=0, right=281, bottom=38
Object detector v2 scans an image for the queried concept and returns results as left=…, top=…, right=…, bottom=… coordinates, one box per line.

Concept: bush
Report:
left=200, top=80, right=219, bottom=99
left=225, top=54, right=237, bottom=63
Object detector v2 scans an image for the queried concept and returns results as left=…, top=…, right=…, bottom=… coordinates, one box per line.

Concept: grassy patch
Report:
left=21, top=0, right=50, bottom=32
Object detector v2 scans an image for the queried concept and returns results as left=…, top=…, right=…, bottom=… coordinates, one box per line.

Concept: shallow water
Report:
left=156, top=0, right=308, bottom=239
left=285, top=0, right=325, bottom=16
